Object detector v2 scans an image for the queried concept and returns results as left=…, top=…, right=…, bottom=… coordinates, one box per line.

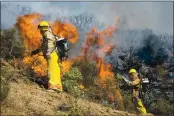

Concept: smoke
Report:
left=1, top=2, right=173, bottom=34
left=85, top=2, right=173, bottom=35
left=1, top=2, right=31, bottom=28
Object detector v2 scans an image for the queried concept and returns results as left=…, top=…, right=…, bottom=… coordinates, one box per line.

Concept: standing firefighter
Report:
left=31, top=21, right=63, bottom=92
left=128, top=69, right=147, bottom=114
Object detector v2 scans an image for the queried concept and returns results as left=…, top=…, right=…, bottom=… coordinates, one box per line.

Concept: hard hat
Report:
left=38, top=21, right=50, bottom=31
left=129, top=69, right=137, bottom=74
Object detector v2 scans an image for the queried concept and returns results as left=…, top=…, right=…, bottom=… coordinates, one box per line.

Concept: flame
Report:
left=97, top=58, right=114, bottom=79
left=61, top=60, right=74, bottom=74
left=16, top=13, right=119, bottom=79
left=82, top=17, right=122, bottom=106
left=15, top=13, right=122, bottom=105
left=61, top=56, right=83, bottom=74
left=16, top=13, right=79, bottom=77
left=82, top=17, right=120, bottom=80
left=15, top=13, right=43, bottom=50
left=15, top=13, right=47, bottom=76
left=52, top=20, right=79, bottom=44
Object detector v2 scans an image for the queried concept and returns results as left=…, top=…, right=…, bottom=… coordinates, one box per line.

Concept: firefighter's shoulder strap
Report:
left=138, top=74, right=146, bottom=101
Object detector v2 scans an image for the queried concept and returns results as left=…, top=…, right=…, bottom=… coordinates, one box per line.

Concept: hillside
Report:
left=1, top=60, right=154, bottom=116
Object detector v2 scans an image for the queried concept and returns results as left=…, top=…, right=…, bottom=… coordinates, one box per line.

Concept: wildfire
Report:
left=15, top=12, right=119, bottom=80
left=15, top=13, right=43, bottom=50
left=61, top=60, right=73, bottom=75
left=61, top=56, right=83, bottom=74
left=15, top=13, right=79, bottom=77
left=15, top=13, right=122, bottom=107
left=81, top=17, right=120, bottom=80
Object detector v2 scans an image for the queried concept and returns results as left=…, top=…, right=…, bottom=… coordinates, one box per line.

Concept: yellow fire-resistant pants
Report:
left=134, top=98, right=147, bottom=114
left=47, top=51, right=62, bottom=91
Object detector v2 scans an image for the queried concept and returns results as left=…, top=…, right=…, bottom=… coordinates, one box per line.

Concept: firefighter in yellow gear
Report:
left=128, top=69, right=147, bottom=114
left=31, top=21, right=63, bottom=92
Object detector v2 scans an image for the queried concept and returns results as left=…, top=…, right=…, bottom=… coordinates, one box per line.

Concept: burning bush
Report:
left=15, top=13, right=79, bottom=77
left=84, top=77, right=124, bottom=111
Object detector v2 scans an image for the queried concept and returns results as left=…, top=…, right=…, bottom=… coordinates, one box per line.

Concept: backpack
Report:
left=55, top=35, right=70, bottom=62
left=138, top=66, right=150, bottom=100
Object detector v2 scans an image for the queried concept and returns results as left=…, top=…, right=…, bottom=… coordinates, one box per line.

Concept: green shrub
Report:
left=73, top=60, right=97, bottom=87
left=61, top=97, right=92, bottom=116
left=121, top=91, right=135, bottom=112
left=0, top=61, right=13, bottom=102
left=62, top=67, right=83, bottom=97
left=156, top=65, right=168, bottom=78
left=63, top=67, right=82, bottom=82
left=150, top=99, right=173, bottom=116
left=1, top=28, right=24, bottom=59
left=0, top=78, right=10, bottom=102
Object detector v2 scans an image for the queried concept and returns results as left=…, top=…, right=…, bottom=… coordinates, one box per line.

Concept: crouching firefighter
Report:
left=31, top=21, right=65, bottom=92
left=126, top=69, right=147, bottom=115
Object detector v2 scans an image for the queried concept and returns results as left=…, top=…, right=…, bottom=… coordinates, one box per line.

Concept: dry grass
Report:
left=1, top=77, right=138, bottom=116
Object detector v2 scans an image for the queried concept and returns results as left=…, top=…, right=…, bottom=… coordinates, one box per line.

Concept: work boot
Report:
left=47, top=87, right=63, bottom=93
left=47, top=89, right=55, bottom=92
left=51, top=88, right=63, bottom=93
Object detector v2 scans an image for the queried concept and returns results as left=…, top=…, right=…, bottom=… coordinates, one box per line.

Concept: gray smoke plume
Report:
left=1, top=2, right=173, bottom=34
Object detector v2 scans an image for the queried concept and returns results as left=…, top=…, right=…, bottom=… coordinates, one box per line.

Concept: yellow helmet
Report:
left=129, top=69, right=137, bottom=74
left=38, top=21, right=50, bottom=31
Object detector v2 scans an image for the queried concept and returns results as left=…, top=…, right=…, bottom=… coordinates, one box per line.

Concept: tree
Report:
left=1, top=28, right=25, bottom=59
left=136, top=33, right=169, bottom=66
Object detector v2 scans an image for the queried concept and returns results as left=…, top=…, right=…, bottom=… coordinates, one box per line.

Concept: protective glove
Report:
left=31, top=51, right=37, bottom=56
left=46, top=53, right=51, bottom=59
left=31, top=49, right=40, bottom=56
left=126, top=81, right=132, bottom=86
left=121, top=76, right=132, bottom=85
left=123, top=78, right=132, bottom=86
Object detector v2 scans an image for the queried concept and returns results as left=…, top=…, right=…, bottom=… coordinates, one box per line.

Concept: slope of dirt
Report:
left=1, top=78, right=134, bottom=116
left=1, top=60, right=154, bottom=116
left=1, top=78, right=154, bottom=116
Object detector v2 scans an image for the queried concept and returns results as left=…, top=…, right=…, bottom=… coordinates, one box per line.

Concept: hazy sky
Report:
left=1, top=2, right=173, bottom=34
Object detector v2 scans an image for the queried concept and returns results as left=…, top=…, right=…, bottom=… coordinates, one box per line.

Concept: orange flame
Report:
left=52, top=20, right=79, bottom=44
left=15, top=13, right=122, bottom=105
left=97, top=58, right=114, bottom=79
left=82, top=17, right=120, bottom=80
left=15, top=13, right=43, bottom=50
left=15, top=13, right=47, bottom=76
left=15, top=13, right=79, bottom=77
left=61, top=60, right=74, bottom=74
